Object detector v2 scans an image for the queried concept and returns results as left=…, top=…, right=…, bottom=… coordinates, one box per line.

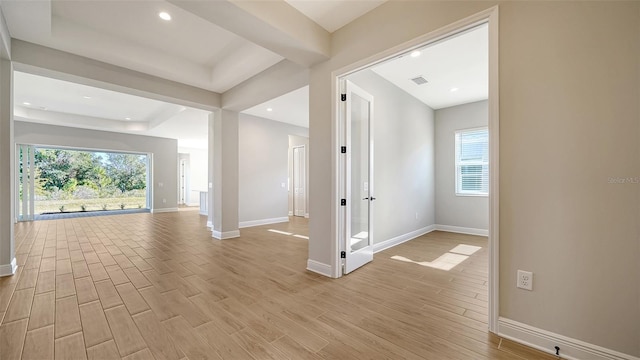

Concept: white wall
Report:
left=435, top=100, right=488, bottom=232
left=347, top=69, right=435, bottom=245
left=179, top=147, right=208, bottom=206
left=308, top=1, right=639, bottom=358
left=238, top=113, right=308, bottom=226
left=14, top=121, right=178, bottom=212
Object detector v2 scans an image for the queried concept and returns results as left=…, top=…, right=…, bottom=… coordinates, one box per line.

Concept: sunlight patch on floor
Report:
left=268, top=229, right=308, bottom=239
left=268, top=229, right=293, bottom=235
left=391, top=243, right=481, bottom=271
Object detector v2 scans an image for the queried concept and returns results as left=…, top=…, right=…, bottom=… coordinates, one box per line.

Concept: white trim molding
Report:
left=239, top=217, right=289, bottom=229
left=212, top=230, right=240, bottom=240
left=0, top=258, right=17, bottom=277
left=307, top=259, right=333, bottom=277
left=288, top=211, right=293, bottom=216
left=304, top=213, right=309, bottom=219
left=498, top=317, right=639, bottom=360
left=435, top=224, right=488, bottom=237
left=206, top=221, right=212, bottom=228
left=150, top=207, right=179, bottom=213
left=373, top=225, right=436, bottom=253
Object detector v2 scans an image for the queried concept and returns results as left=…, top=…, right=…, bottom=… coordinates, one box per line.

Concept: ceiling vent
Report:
left=410, top=76, right=428, bottom=85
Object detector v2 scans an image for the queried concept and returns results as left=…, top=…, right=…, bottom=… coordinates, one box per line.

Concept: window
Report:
left=455, top=128, right=488, bottom=196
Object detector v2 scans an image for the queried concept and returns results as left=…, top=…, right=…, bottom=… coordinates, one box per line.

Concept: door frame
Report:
left=331, top=6, right=499, bottom=332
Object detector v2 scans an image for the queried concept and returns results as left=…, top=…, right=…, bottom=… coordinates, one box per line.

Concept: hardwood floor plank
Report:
left=162, top=316, right=221, bottom=360
left=132, top=310, right=185, bottom=360
left=72, top=261, right=91, bottom=279
left=15, top=269, right=38, bottom=290
left=22, top=325, right=54, bottom=360
left=55, top=273, right=76, bottom=299
left=75, top=276, right=100, bottom=304
left=79, top=300, right=113, bottom=347
left=28, top=291, right=56, bottom=330
left=188, top=294, right=245, bottom=334
left=229, top=327, right=288, bottom=360
left=86, top=339, right=121, bottom=360
left=116, top=282, right=150, bottom=315
left=196, top=321, right=254, bottom=360
left=123, top=267, right=152, bottom=289
left=4, top=288, right=35, bottom=322
left=54, top=296, right=82, bottom=339
left=5, top=214, right=555, bottom=360
left=54, top=332, right=87, bottom=360
left=105, top=265, right=130, bottom=285
left=0, top=319, right=29, bottom=360
left=35, top=271, right=56, bottom=294
left=94, top=279, right=124, bottom=309
left=104, top=305, right=146, bottom=357
left=88, top=262, right=110, bottom=282
left=122, top=348, right=155, bottom=360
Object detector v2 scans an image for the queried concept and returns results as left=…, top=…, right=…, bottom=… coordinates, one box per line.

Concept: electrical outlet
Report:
left=517, top=270, right=533, bottom=290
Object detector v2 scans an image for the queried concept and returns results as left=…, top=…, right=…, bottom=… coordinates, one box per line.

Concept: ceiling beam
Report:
left=222, top=59, right=308, bottom=112
left=167, top=0, right=330, bottom=67
left=11, top=40, right=220, bottom=111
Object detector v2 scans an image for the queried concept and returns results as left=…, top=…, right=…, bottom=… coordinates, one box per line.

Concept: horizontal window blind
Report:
left=455, top=128, right=488, bottom=195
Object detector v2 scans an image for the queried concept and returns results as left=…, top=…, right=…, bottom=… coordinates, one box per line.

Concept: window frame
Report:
left=454, top=127, right=489, bottom=197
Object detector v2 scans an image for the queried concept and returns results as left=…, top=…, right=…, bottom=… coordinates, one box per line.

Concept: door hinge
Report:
left=341, top=94, right=346, bottom=101
left=340, top=199, right=346, bottom=206
left=340, top=251, right=346, bottom=258
left=340, top=146, right=346, bottom=154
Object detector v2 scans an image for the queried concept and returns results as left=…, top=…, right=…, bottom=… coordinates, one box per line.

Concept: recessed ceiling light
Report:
left=23, top=102, right=31, bottom=106
left=83, top=96, right=92, bottom=99
left=266, top=108, right=273, bottom=112
left=410, top=51, right=421, bottom=58
left=450, top=87, right=459, bottom=92
left=125, top=117, right=131, bottom=120
left=159, top=12, right=171, bottom=21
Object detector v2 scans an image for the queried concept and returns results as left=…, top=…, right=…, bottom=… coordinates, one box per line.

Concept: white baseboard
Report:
left=151, top=207, right=179, bottom=214
left=435, top=224, right=488, bottom=236
left=206, top=221, right=212, bottom=228
left=373, top=225, right=436, bottom=253
left=288, top=211, right=293, bottom=216
left=307, top=259, right=333, bottom=277
left=0, top=258, right=17, bottom=277
left=239, top=217, right=289, bottom=229
left=304, top=213, right=309, bottom=219
left=498, top=317, right=639, bottom=360
left=212, top=230, right=240, bottom=240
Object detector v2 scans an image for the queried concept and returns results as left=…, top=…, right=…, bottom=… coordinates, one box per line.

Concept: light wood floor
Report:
left=0, top=212, right=558, bottom=360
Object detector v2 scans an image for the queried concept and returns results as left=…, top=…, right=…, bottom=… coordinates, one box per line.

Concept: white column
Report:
left=0, top=59, right=16, bottom=276
left=211, top=109, right=239, bottom=239
left=207, top=112, right=214, bottom=228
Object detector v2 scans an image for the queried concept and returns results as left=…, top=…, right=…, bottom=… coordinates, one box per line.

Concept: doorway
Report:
left=334, top=9, right=499, bottom=331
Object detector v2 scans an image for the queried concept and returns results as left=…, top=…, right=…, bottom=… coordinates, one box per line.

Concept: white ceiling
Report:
left=3, top=0, right=484, bottom=146
left=14, top=72, right=210, bottom=149
left=371, top=24, right=488, bottom=110
left=1, top=0, right=284, bottom=93
left=285, top=0, right=386, bottom=33
left=242, top=86, right=309, bottom=128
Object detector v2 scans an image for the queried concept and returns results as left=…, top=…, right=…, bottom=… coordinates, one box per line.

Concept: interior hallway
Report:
left=0, top=212, right=556, bottom=359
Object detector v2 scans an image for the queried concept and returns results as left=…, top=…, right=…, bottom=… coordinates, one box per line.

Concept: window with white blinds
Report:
left=455, top=128, right=489, bottom=196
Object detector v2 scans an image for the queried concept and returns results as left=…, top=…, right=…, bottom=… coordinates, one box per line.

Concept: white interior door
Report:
left=342, top=80, right=375, bottom=274
left=293, top=146, right=306, bottom=217
left=179, top=159, right=186, bottom=205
